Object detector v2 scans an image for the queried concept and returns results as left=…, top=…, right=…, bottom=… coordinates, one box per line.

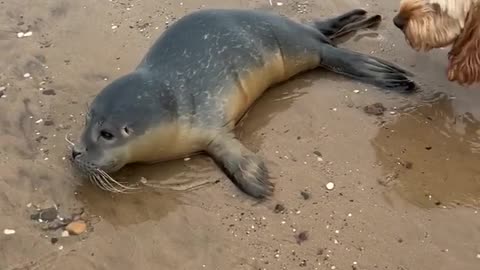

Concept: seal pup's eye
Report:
left=100, top=130, right=114, bottom=140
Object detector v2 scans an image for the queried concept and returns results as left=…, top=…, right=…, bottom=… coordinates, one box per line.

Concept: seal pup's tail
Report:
left=319, top=45, right=418, bottom=91
left=207, top=133, right=273, bottom=199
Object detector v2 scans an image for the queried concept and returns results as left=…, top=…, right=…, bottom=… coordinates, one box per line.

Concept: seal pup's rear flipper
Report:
left=207, top=133, right=273, bottom=199
left=319, top=45, right=418, bottom=91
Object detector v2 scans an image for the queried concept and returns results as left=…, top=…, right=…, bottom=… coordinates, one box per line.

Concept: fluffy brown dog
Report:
left=393, top=0, right=480, bottom=85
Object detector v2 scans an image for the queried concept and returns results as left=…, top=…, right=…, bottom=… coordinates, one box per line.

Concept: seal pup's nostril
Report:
left=72, top=149, right=82, bottom=159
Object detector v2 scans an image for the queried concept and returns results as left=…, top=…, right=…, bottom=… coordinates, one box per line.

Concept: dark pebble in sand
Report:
left=295, top=231, right=309, bottom=244
left=43, top=120, right=55, bottom=126
left=313, top=151, right=322, bottom=157
left=363, top=102, right=386, bottom=116
left=35, top=135, right=48, bottom=143
left=299, top=260, right=307, bottom=267
left=425, top=146, right=432, bottom=150
left=274, top=203, right=285, bottom=213
left=50, top=237, right=58, bottom=244
left=404, top=161, right=413, bottom=169
left=41, top=89, right=56, bottom=95
left=41, top=219, right=69, bottom=231
left=31, top=207, right=58, bottom=222
left=300, top=191, right=310, bottom=200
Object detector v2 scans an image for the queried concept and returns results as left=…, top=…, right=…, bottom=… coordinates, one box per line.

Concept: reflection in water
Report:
left=75, top=157, right=214, bottom=227
left=373, top=93, right=480, bottom=209
left=236, top=74, right=311, bottom=149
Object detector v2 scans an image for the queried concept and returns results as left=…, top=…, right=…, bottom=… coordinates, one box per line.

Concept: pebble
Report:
left=23, top=73, right=31, bottom=78
left=31, top=207, right=58, bottom=222
left=61, top=230, right=70, bottom=237
left=353, top=89, right=360, bottom=93
left=476, top=254, right=480, bottom=259
left=111, top=25, right=118, bottom=30
left=16, top=31, right=32, bottom=38
left=66, top=220, right=87, bottom=235
left=326, top=182, right=335, bottom=190
left=3, top=229, right=15, bottom=235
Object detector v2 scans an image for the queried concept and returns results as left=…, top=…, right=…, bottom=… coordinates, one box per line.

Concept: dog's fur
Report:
left=394, top=0, right=480, bottom=85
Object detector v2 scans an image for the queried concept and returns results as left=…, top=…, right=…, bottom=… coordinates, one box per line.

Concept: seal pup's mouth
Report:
left=65, top=134, right=140, bottom=193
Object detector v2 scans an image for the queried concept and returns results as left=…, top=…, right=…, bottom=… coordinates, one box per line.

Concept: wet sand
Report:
left=1, top=0, right=479, bottom=269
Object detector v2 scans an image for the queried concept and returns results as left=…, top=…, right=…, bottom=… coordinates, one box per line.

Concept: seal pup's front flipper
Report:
left=318, top=45, right=418, bottom=91
left=206, top=133, right=273, bottom=199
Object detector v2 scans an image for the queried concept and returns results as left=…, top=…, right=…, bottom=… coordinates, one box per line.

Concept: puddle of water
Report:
left=373, top=93, right=480, bottom=209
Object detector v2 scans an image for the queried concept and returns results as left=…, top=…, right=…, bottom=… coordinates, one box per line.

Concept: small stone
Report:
left=35, top=119, right=43, bottom=124
left=111, top=25, right=118, bottom=30
left=364, top=103, right=386, bottom=116
left=274, top=203, right=285, bottom=213
left=31, top=207, right=58, bottom=222
left=44, top=120, right=55, bottom=126
left=184, top=157, right=191, bottom=161
left=300, top=191, right=310, bottom=200
left=404, top=161, right=413, bottom=169
left=66, top=220, right=86, bottom=235
left=23, top=31, right=32, bottom=37
left=61, top=230, right=70, bottom=237
left=50, top=237, right=58, bottom=244
left=17, top=32, right=24, bottom=38
left=326, top=182, right=335, bottom=190
left=0, top=86, right=6, bottom=91
left=295, top=231, right=309, bottom=244
left=353, top=89, right=360, bottom=93
left=42, top=89, right=56, bottom=95
left=3, top=229, right=15, bottom=235
left=23, top=73, right=31, bottom=78
left=476, top=254, right=480, bottom=259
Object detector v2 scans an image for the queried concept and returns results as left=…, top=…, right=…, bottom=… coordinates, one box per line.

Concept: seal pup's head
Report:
left=393, top=0, right=480, bottom=85
left=70, top=71, right=176, bottom=192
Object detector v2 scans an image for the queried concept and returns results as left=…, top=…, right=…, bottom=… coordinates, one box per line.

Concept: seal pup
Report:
left=70, top=9, right=417, bottom=199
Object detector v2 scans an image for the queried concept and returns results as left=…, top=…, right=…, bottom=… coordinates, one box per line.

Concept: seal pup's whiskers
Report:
left=64, top=133, right=75, bottom=150
left=139, top=177, right=218, bottom=192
